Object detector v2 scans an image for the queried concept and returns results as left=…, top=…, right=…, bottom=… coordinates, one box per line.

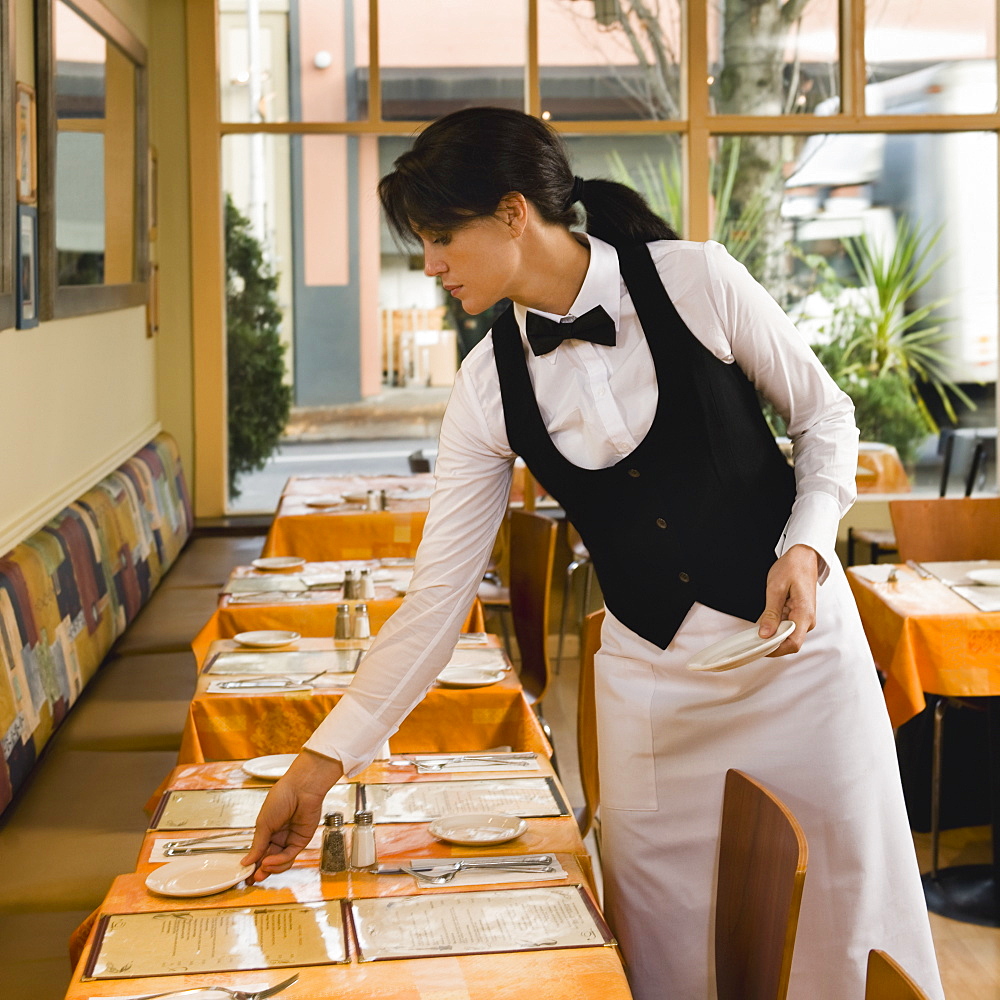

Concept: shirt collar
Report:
left=513, top=235, right=621, bottom=364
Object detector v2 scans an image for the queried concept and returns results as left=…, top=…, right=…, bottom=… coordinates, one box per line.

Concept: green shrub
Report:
left=225, top=195, right=292, bottom=499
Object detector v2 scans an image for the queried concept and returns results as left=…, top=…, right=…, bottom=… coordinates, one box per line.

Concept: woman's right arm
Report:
left=243, top=352, right=515, bottom=880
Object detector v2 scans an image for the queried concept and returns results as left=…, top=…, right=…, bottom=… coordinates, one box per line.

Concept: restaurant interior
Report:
left=1, top=0, right=1000, bottom=998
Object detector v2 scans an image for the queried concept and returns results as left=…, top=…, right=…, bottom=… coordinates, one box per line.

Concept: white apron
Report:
left=595, top=561, right=944, bottom=1000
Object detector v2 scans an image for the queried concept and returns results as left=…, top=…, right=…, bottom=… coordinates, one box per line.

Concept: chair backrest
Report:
left=576, top=608, right=604, bottom=837
left=716, top=769, right=809, bottom=1000
left=508, top=509, right=558, bottom=702
left=889, top=497, right=1000, bottom=562
left=408, top=449, right=432, bottom=474
left=864, top=950, right=932, bottom=1000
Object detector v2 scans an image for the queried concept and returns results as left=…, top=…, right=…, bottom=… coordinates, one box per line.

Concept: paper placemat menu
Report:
left=85, top=901, right=347, bottom=979
left=152, top=786, right=354, bottom=830
left=365, top=777, right=567, bottom=823
left=350, top=885, right=611, bottom=961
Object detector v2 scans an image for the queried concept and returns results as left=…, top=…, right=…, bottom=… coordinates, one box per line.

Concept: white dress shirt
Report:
left=304, top=235, right=859, bottom=774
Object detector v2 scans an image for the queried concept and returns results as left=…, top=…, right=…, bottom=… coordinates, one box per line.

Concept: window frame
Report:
left=36, top=0, right=149, bottom=320
left=0, top=0, right=15, bottom=331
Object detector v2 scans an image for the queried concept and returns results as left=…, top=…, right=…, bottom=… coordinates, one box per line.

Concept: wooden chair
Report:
left=575, top=609, right=604, bottom=844
left=716, top=769, right=809, bottom=1000
left=888, top=497, right=1000, bottom=562
left=864, top=949, right=932, bottom=1000
left=508, top=509, right=559, bottom=705
left=556, top=523, right=596, bottom=674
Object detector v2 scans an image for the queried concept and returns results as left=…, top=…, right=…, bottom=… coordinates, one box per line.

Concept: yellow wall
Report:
left=0, top=0, right=195, bottom=555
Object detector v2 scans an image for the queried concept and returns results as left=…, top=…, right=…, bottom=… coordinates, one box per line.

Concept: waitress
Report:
left=243, top=107, right=943, bottom=1000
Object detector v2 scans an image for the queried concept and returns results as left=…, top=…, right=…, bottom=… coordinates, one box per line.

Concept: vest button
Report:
left=628, top=468, right=641, bottom=478
left=655, top=517, right=667, bottom=529
left=678, top=571, right=690, bottom=583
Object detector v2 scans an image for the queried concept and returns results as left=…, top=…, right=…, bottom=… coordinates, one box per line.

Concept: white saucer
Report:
left=241, top=753, right=297, bottom=780
left=437, top=666, right=506, bottom=688
left=967, top=568, right=1000, bottom=587
left=252, top=557, right=305, bottom=572
left=233, top=630, right=301, bottom=648
left=428, top=813, right=528, bottom=846
left=304, top=495, right=343, bottom=508
left=343, top=490, right=374, bottom=504
left=687, top=620, right=796, bottom=672
left=145, top=855, right=255, bottom=897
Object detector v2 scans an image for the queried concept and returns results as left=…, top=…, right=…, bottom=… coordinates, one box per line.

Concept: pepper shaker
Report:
left=343, top=568, right=357, bottom=600
left=352, top=603, right=371, bottom=639
left=334, top=603, right=352, bottom=640
left=350, top=810, right=377, bottom=871
left=379, top=489, right=388, bottom=510
left=320, top=812, right=347, bottom=874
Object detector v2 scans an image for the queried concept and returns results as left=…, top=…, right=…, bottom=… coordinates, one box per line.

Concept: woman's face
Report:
left=416, top=214, right=518, bottom=315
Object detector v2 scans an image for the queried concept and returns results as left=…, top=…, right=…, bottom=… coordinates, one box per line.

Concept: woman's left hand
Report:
left=757, top=544, right=819, bottom=656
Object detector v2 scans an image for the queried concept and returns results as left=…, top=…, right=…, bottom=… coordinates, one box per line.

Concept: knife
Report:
left=376, top=854, right=553, bottom=875
left=906, top=560, right=935, bottom=579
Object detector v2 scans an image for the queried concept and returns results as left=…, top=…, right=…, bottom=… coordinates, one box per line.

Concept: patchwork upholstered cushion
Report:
left=0, top=434, right=191, bottom=815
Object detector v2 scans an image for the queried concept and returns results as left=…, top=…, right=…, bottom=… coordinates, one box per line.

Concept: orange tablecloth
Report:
left=181, top=638, right=548, bottom=762
left=66, top=863, right=626, bottom=1000
left=142, top=759, right=583, bottom=872
left=191, top=588, right=484, bottom=666
left=847, top=564, right=1000, bottom=726
left=262, top=475, right=436, bottom=560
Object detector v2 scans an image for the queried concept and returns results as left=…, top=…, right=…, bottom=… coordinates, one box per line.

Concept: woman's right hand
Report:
left=241, top=749, right=345, bottom=882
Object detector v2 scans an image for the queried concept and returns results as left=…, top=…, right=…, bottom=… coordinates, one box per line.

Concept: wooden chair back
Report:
left=716, top=769, right=809, bottom=1000
left=508, top=509, right=558, bottom=702
left=864, top=950, right=932, bottom=1000
left=576, top=609, right=604, bottom=838
left=889, top=497, right=1000, bottom=562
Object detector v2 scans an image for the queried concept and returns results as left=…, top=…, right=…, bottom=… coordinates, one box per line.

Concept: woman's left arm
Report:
left=702, top=241, right=859, bottom=655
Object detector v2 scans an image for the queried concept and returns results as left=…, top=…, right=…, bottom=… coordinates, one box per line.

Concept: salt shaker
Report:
left=366, top=489, right=380, bottom=511
left=350, top=810, right=377, bottom=871
left=320, top=812, right=347, bottom=874
left=334, top=603, right=352, bottom=639
left=359, top=567, right=376, bottom=600
left=342, top=568, right=357, bottom=600
left=352, top=603, right=371, bottom=639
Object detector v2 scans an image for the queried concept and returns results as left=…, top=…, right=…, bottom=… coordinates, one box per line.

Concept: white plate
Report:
left=252, top=557, right=306, bottom=572
left=687, top=620, right=796, bottom=672
left=304, top=495, right=343, bottom=508
left=428, top=813, right=528, bottom=846
left=233, top=630, right=301, bottom=648
left=145, top=855, right=255, bottom=897
left=967, top=568, right=1000, bottom=587
left=343, top=490, right=375, bottom=503
left=437, top=666, right=506, bottom=688
left=241, top=753, right=297, bottom=780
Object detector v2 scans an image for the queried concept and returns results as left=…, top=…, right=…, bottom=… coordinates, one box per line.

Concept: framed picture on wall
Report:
left=17, top=206, right=39, bottom=328
left=15, top=83, right=37, bottom=204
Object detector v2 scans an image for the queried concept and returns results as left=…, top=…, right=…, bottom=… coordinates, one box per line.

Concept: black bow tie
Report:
left=524, top=305, right=616, bottom=357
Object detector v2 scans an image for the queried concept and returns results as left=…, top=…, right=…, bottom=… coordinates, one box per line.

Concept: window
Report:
left=37, top=0, right=148, bottom=318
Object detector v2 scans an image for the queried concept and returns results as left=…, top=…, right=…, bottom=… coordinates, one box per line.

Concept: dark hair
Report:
left=378, top=107, right=679, bottom=248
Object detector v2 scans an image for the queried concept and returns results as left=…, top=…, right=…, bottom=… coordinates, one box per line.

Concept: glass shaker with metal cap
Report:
left=352, top=603, right=371, bottom=639
left=334, top=603, right=352, bottom=639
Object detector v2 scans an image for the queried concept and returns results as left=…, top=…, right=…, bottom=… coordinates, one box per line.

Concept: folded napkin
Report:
left=228, top=591, right=306, bottom=605
left=849, top=564, right=899, bottom=583
left=951, top=586, right=1000, bottom=613
left=207, top=679, right=313, bottom=694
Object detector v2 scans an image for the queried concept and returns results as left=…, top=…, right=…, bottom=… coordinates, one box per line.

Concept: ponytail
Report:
left=573, top=177, right=680, bottom=247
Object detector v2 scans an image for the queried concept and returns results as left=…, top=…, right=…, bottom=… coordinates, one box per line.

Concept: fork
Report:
left=128, top=971, right=299, bottom=1000
left=409, top=753, right=536, bottom=771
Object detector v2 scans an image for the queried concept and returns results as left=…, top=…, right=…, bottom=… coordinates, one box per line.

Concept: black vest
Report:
left=493, top=242, right=797, bottom=649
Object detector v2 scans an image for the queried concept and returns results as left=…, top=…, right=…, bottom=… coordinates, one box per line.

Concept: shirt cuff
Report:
left=303, top=694, right=399, bottom=778
left=778, top=492, right=844, bottom=584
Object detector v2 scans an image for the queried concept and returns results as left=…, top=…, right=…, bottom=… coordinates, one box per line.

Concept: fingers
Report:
left=758, top=545, right=819, bottom=657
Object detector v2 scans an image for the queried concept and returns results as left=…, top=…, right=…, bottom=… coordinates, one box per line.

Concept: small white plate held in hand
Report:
left=241, top=753, right=297, bottom=780
left=687, top=620, right=796, bottom=672
left=252, top=556, right=305, bottom=572
left=233, top=630, right=301, bottom=648
left=428, top=813, right=528, bottom=846
left=145, top=855, right=255, bottom=897
left=966, top=568, right=1000, bottom=587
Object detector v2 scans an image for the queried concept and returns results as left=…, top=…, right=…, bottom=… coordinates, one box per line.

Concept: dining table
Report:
left=261, top=475, right=436, bottom=561
left=190, top=561, right=485, bottom=667
left=847, top=559, right=1000, bottom=925
left=179, top=637, right=551, bottom=763
left=68, top=758, right=617, bottom=1000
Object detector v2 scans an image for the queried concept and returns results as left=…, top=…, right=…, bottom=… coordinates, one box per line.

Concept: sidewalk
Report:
left=283, top=386, right=452, bottom=443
